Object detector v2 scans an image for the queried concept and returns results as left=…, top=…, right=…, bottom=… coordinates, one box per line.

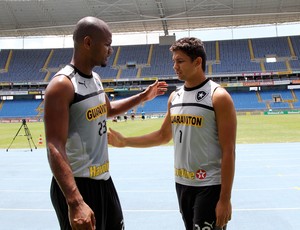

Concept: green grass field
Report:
left=0, top=114, right=300, bottom=149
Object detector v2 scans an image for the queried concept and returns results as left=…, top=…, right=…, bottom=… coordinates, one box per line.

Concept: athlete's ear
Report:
left=194, top=56, right=202, bottom=68
left=83, top=36, right=92, bottom=50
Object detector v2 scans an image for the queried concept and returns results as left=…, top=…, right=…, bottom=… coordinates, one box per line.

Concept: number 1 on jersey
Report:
left=179, top=130, right=182, bottom=143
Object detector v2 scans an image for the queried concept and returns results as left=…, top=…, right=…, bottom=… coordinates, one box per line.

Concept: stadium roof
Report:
left=0, top=0, right=300, bottom=37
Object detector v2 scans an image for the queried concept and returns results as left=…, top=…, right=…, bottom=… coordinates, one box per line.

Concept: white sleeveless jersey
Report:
left=170, top=79, right=221, bottom=186
left=54, top=65, right=110, bottom=180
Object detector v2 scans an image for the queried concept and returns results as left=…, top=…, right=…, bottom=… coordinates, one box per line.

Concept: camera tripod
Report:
left=6, top=119, right=37, bottom=152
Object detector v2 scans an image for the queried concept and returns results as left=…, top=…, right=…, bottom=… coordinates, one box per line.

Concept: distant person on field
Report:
left=141, top=110, right=145, bottom=120
left=130, top=109, right=135, bottom=121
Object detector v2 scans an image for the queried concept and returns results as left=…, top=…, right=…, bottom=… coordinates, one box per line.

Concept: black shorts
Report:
left=176, top=183, right=226, bottom=230
left=50, top=177, right=124, bottom=230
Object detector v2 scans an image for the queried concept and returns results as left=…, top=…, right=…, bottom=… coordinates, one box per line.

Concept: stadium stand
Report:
left=47, top=48, right=73, bottom=69
left=260, top=90, right=294, bottom=101
left=119, top=67, right=138, bottom=79
left=269, top=101, right=290, bottom=110
left=213, top=39, right=261, bottom=74
left=1, top=35, right=300, bottom=119
left=1, top=36, right=300, bottom=82
left=117, top=45, right=149, bottom=66
left=0, top=50, right=10, bottom=70
left=140, top=44, right=174, bottom=78
left=229, top=91, right=266, bottom=111
left=293, top=90, right=300, bottom=108
left=251, top=37, right=291, bottom=58
left=0, top=99, right=43, bottom=118
left=0, top=49, right=49, bottom=82
left=290, top=36, right=300, bottom=58
left=136, top=95, right=169, bottom=114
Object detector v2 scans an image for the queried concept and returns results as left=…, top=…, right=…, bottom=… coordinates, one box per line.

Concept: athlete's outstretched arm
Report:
left=108, top=92, right=174, bottom=148
left=44, top=75, right=95, bottom=230
left=106, top=80, right=168, bottom=118
left=213, top=87, right=237, bottom=229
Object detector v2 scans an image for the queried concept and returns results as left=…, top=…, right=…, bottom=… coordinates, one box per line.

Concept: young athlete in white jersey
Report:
left=108, top=37, right=236, bottom=230
left=44, top=16, right=167, bottom=230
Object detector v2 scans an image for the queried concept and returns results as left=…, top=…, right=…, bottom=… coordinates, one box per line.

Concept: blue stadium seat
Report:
left=0, top=50, right=10, bottom=69
left=1, top=36, right=300, bottom=81
left=0, top=49, right=49, bottom=82
left=141, top=44, right=174, bottom=78
left=213, top=39, right=261, bottom=74
left=260, top=90, right=293, bottom=101
left=230, top=91, right=266, bottom=111
left=293, top=89, right=300, bottom=108
left=117, top=45, right=149, bottom=65
left=251, top=37, right=291, bottom=58
left=0, top=100, right=42, bottom=118
left=136, top=95, right=168, bottom=113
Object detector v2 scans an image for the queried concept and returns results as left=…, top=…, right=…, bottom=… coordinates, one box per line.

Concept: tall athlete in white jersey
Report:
left=108, top=37, right=236, bottom=230
left=44, top=16, right=167, bottom=230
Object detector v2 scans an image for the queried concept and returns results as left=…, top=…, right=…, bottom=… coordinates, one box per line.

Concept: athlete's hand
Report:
left=108, top=128, right=126, bottom=147
left=142, top=80, right=168, bottom=102
left=69, top=201, right=96, bottom=230
left=215, top=198, right=232, bottom=229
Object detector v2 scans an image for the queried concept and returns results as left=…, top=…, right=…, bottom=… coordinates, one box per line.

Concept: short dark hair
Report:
left=170, top=37, right=207, bottom=72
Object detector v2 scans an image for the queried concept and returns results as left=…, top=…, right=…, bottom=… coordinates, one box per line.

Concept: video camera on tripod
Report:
left=6, top=119, right=37, bottom=151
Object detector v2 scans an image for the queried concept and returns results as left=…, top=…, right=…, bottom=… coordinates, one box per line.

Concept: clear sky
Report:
left=0, top=22, right=300, bottom=49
